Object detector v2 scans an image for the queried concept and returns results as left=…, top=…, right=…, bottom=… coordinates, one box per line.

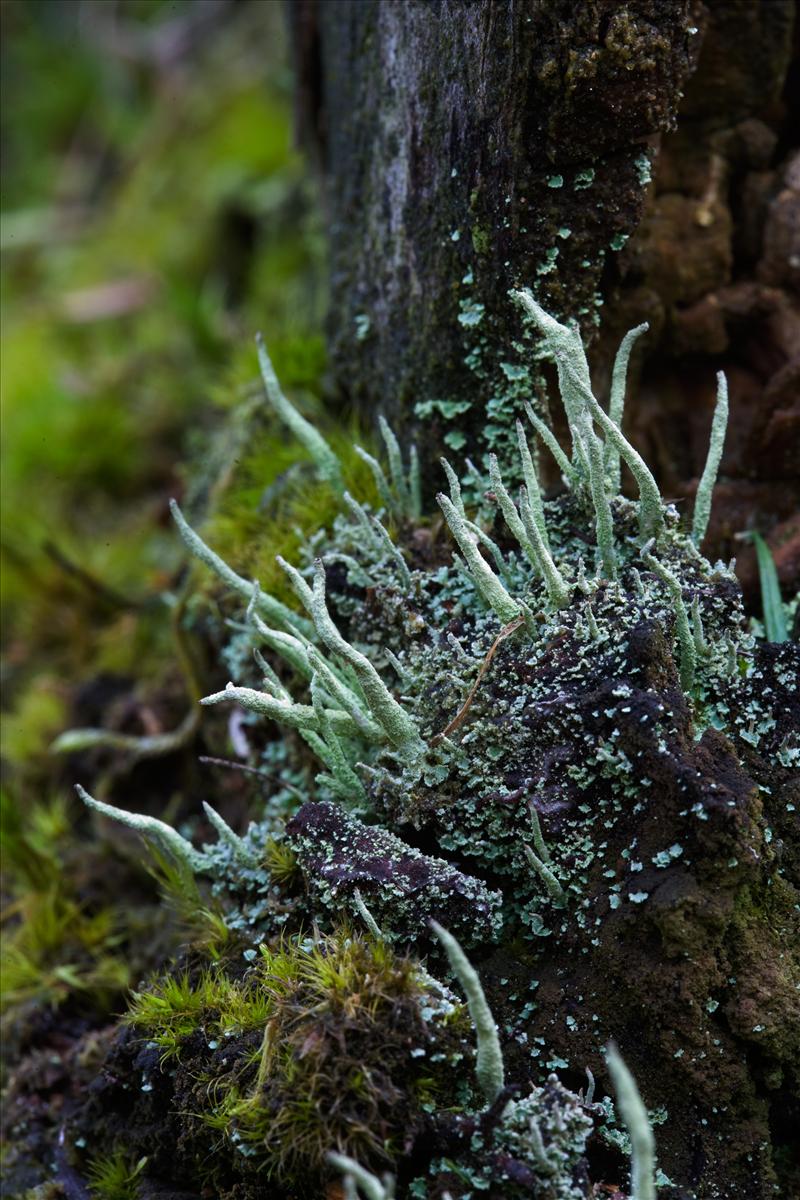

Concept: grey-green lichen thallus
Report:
left=68, top=290, right=797, bottom=1198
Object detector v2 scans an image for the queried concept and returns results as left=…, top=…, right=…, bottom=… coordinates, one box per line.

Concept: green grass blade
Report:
left=752, top=532, right=787, bottom=643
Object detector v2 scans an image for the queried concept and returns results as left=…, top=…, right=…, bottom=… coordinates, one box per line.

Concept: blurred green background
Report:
left=1, top=0, right=327, bottom=769
left=0, top=0, right=340, bottom=1044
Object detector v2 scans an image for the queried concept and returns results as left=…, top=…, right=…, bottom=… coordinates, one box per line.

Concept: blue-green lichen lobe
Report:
left=67, top=300, right=798, bottom=1199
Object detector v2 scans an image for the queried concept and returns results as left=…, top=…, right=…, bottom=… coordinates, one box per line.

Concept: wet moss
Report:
left=75, top=933, right=471, bottom=1196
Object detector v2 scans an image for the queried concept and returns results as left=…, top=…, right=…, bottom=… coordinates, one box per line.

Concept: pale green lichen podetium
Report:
left=512, top=288, right=664, bottom=547
left=692, top=371, right=729, bottom=546
left=353, top=443, right=394, bottom=511
left=309, top=673, right=367, bottom=805
left=327, top=1153, right=396, bottom=1200
left=515, top=417, right=549, bottom=548
left=245, top=590, right=382, bottom=743
left=642, top=541, right=696, bottom=692
left=255, top=332, right=344, bottom=493
left=511, top=289, right=593, bottom=477
left=169, top=500, right=311, bottom=636
left=691, top=595, right=709, bottom=657
left=429, top=919, right=505, bottom=1104
left=436, top=491, right=522, bottom=625
left=606, top=1043, right=656, bottom=1200
left=523, top=843, right=566, bottom=907
left=200, top=680, right=360, bottom=736
left=278, top=557, right=425, bottom=761
left=76, top=784, right=206, bottom=874
left=352, top=887, right=384, bottom=940
left=51, top=709, right=197, bottom=761
left=201, top=801, right=258, bottom=868
left=377, top=414, right=411, bottom=515
left=441, top=457, right=509, bottom=579
left=368, top=511, right=412, bottom=586
left=528, top=1118, right=556, bottom=1175
left=553, top=345, right=664, bottom=546
left=523, top=400, right=577, bottom=489
left=511, top=289, right=619, bottom=573
left=489, top=454, right=570, bottom=608
left=354, top=416, right=420, bottom=520
left=605, top=322, right=649, bottom=491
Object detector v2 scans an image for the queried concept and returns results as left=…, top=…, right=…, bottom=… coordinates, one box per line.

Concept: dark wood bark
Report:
left=293, top=0, right=799, bottom=601
left=287, top=6, right=800, bottom=1198
left=295, top=0, right=699, bottom=440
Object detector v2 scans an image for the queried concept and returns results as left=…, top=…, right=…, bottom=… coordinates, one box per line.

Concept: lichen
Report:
left=66, top=298, right=798, bottom=1199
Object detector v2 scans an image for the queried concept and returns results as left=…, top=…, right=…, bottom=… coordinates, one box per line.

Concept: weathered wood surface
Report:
left=294, top=0, right=798, bottom=599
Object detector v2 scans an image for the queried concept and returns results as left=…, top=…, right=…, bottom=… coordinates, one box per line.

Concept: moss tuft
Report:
left=118, top=932, right=468, bottom=1190
left=85, top=1150, right=147, bottom=1200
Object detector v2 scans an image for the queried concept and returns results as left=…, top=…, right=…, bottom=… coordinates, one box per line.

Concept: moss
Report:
left=125, top=966, right=273, bottom=1062
left=219, top=937, right=465, bottom=1177
left=85, top=1149, right=147, bottom=1200
left=203, top=410, right=383, bottom=603
left=0, top=677, right=67, bottom=766
left=263, top=835, right=300, bottom=887
left=96, top=932, right=469, bottom=1194
left=0, top=792, right=131, bottom=1018
left=471, top=225, right=490, bottom=256
left=0, top=887, right=130, bottom=1016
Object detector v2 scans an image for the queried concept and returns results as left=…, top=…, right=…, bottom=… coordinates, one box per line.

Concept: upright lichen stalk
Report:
left=606, top=1044, right=656, bottom=1200
left=430, top=919, right=505, bottom=1103
left=256, top=333, right=344, bottom=493
left=278, top=557, right=425, bottom=761
left=691, top=371, right=729, bottom=546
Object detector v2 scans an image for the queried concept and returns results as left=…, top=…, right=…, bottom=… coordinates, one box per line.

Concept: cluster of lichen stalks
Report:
left=70, top=288, right=745, bottom=1199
